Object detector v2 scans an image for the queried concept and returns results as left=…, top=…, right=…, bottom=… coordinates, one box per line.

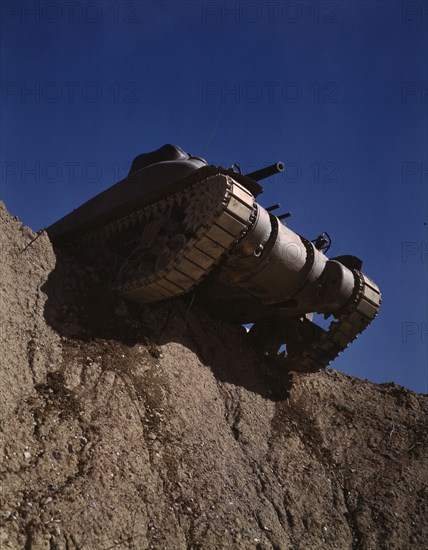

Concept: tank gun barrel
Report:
left=245, top=161, right=284, bottom=182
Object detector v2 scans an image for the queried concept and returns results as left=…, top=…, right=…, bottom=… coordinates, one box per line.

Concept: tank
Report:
left=46, top=144, right=381, bottom=373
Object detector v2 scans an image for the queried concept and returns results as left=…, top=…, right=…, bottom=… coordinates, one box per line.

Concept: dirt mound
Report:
left=1, top=201, right=427, bottom=550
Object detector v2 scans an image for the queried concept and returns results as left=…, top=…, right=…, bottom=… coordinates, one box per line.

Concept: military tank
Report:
left=47, top=144, right=381, bottom=373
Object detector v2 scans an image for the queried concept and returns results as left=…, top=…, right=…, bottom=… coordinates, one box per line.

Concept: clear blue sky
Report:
left=1, top=1, right=427, bottom=392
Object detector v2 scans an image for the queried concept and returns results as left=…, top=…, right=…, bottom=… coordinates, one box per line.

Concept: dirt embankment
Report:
left=1, top=201, right=427, bottom=550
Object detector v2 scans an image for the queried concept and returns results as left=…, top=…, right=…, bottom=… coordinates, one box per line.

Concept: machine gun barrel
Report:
left=245, top=161, right=285, bottom=182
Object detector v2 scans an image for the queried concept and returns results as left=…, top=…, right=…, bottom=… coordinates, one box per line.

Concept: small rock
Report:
left=23, top=451, right=31, bottom=460
left=149, top=347, right=161, bottom=359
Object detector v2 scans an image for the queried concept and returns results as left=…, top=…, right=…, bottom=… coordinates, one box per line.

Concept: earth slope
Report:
left=0, top=202, right=427, bottom=549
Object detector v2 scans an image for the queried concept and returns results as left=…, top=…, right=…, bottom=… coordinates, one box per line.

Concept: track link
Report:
left=283, top=271, right=381, bottom=373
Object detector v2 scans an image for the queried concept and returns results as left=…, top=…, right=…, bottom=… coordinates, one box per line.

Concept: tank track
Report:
left=282, top=271, right=381, bottom=373
left=76, top=174, right=256, bottom=303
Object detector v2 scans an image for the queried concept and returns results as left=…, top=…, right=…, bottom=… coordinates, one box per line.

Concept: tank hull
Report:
left=46, top=145, right=381, bottom=374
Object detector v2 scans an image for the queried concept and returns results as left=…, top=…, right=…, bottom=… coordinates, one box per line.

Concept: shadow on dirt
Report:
left=42, top=249, right=293, bottom=401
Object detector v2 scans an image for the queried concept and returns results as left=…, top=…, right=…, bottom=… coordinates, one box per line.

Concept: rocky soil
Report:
left=0, top=201, right=427, bottom=550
